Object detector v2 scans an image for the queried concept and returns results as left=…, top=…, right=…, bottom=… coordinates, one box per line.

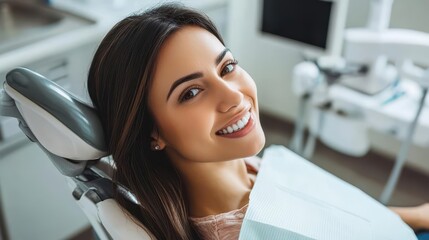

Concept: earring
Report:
left=154, top=145, right=161, bottom=151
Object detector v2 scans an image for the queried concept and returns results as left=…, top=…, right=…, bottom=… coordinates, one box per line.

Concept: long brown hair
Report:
left=87, top=3, right=224, bottom=239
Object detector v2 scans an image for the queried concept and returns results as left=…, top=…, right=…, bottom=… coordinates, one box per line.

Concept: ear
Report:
left=150, top=127, right=166, bottom=150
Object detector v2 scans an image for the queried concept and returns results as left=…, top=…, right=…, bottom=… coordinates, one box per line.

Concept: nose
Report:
left=215, top=78, right=244, bottom=113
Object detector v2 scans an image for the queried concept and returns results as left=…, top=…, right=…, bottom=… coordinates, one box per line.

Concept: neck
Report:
left=173, top=157, right=252, bottom=218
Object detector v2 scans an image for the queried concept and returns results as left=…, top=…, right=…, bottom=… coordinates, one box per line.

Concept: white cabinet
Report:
left=0, top=143, right=90, bottom=240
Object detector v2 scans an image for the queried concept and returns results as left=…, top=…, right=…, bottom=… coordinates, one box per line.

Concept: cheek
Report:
left=159, top=107, right=214, bottom=147
left=161, top=109, right=220, bottom=162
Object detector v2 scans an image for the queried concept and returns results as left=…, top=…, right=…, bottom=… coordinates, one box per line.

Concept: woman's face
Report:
left=148, top=26, right=265, bottom=163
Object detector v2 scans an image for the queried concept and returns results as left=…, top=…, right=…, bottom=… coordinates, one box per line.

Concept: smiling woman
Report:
left=86, top=3, right=429, bottom=240
left=149, top=25, right=264, bottom=165
left=87, top=3, right=265, bottom=239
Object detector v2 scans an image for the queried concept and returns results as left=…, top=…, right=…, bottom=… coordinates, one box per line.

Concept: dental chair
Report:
left=0, top=68, right=154, bottom=240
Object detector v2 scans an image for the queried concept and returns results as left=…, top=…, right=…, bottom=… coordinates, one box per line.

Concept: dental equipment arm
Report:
left=380, top=70, right=429, bottom=204
left=345, top=29, right=429, bottom=74
left=343, top=0, right=429, bottom=94
left=338, top=0, right=429, bottom=204
left=291, top=57, right=368, bottom=158
left=367, top=0, right=393, bottom=31
left=345, top=20, right=429, bottom=204
left=290, top=61, right=319, bottom=154
left=343, top=29, right=429, bottom=204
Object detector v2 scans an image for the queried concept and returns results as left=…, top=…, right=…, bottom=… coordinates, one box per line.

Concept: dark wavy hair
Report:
left=87, top=3, right=224, bottom=239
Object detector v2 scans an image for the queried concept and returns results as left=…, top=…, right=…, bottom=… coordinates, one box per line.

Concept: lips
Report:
left=216, top=108, right=254, bottom=137
left=216, top=111, right=251, bottom=135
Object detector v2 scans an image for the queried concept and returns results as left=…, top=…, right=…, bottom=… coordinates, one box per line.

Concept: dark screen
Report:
left=261, top=0, right=332, bottom=49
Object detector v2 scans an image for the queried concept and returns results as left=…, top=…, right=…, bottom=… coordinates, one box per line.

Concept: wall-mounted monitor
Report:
left=260, top=0, right=348, bottom=57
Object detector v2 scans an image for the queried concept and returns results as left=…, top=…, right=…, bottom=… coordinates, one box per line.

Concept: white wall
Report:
left=227, top=0, right=429, bottom=173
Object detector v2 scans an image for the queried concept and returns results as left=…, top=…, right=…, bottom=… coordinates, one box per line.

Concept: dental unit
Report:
left=289, top=0, right=429, bottom=205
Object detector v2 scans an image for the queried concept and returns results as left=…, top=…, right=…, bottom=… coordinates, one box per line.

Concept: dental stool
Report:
left=0, top=68, right=154, bottom=240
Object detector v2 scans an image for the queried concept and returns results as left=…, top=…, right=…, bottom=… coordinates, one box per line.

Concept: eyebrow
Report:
left=216, top=48, right=230, bottom=65
left=166, top=48, right=231, bottom=101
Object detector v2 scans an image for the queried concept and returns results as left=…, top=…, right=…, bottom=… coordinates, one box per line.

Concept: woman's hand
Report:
left=390, top=203, right=429, bottom=231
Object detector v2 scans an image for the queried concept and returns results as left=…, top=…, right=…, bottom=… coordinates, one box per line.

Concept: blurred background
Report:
left=0, top=0, right=428, bottom=239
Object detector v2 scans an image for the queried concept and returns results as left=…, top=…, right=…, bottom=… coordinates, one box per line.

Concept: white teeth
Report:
left=218, top=111, right=252, bottom=135
left=237, top=120, right=244, bottom=128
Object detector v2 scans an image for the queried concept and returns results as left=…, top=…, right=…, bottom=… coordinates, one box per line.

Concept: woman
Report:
left=87, top=3, right=429, bottom=239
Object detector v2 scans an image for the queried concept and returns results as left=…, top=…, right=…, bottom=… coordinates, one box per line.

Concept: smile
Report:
left=216, top=110, right=254, bottom=137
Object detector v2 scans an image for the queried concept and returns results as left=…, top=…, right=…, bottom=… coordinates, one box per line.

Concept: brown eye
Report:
left=221, top=60, right=238, bottom=76
left=179, top=88, right=202, bottom=102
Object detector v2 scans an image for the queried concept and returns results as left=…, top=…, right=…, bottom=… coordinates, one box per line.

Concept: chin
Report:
left=245, top=127, right=266, bottom=157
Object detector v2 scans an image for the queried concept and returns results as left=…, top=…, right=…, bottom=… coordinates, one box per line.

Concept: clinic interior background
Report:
left=228, top=0, right=429, bottom=174
left=1, top=0, right=429, bottom=239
